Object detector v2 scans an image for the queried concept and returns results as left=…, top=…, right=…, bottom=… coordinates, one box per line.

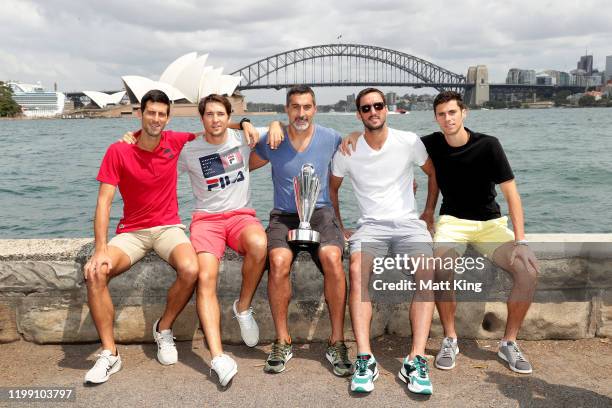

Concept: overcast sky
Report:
left=2, top=0, right=611, bottom=104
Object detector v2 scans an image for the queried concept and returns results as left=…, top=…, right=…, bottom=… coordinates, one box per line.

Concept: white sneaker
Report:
left=233, top=299, right=259, bottom=347
left=152, top=318, right=178, bottom=365
left=84, top=349, right=122, bottom=384
left=211, top=354, right=238, bottom=387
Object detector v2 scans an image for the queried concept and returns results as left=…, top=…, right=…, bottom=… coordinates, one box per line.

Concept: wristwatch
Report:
left=514, top=239, right=529, bottom=246
left=239, top=118, right=251, bottom=130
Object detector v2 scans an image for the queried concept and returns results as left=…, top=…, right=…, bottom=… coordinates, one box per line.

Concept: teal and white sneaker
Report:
left=398, top=355, right=433, bottom=395
left=350, top=353, right=379, bottom=393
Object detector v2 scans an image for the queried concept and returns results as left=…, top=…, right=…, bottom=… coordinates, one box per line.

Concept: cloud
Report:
left=1, top=0, right=611, bottom=101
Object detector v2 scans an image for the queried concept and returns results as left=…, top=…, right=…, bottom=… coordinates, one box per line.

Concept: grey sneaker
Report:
left=325, top=341, right=353, bottom=377
left=435, top=337, right=459, bottom=370
left=264, top=340, right=293, bottom=373
left=498, top=341, right=532, bottom=374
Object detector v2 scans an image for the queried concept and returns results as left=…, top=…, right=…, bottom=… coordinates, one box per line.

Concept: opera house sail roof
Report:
left=122, top=52, right=242, bottom=104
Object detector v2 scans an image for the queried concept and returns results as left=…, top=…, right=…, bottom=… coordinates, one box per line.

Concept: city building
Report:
left=536, top=73, right=554, bottom=86
left=386, top=91, right=397, bottom=105
left=606, top=55, right=612, bottom=82
left=577, top=55, right=593, bottom=75
left=543, top=70, right=571, bottom=86
left=7, top=81, right=65, bottom=118
left=506, top=68, right=536, bottom=85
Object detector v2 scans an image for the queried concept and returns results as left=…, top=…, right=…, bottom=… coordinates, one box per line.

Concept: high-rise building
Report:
left=606, top=55, right=612, bottom=82
left=347, top=93, right=355, bottom=108
left=506, top=68, right=521, bottom=84
left=386, top=92, right=397, bottom=105
left=506, top=68, right=536, bottom=85
left=577, top=55, right=593, bottom=75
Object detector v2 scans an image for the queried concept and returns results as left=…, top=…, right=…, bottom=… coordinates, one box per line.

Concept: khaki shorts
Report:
left=433, top=215, right=515, bottom=259
left=108, top=224, right=191, bottom=265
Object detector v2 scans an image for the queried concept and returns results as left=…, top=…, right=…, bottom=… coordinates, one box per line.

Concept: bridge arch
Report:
left=230, top=44, right=466, bottom=92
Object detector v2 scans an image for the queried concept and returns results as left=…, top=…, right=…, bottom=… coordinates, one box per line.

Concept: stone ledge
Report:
left=1, top=236, right=611, bottom=344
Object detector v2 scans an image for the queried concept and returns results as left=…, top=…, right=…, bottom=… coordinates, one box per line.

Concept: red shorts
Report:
left=189, top=208, right=262, bottom=259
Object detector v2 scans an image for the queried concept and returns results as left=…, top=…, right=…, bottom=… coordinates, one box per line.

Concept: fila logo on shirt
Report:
left=206, top=170, right=245, bottom=191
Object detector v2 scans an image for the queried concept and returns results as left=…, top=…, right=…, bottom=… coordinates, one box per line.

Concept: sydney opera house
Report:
left=121, top=52, right=242, bottom=105
left=80, top=52, right=244, bottom=117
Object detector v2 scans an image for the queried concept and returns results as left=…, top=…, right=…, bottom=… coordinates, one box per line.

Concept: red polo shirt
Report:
left=97, top=130, right=195, bottom=234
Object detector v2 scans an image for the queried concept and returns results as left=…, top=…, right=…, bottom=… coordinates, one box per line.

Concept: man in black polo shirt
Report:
left=421, top=91, right=538, bottom=374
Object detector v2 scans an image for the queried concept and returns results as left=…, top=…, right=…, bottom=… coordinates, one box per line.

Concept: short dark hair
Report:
left=140, top=89, right=171, bottom=115
left=286, top=85, right=316, bottom=106
left=198, top=94, right=232, bottom=117
left=355, top=88, right=386, bottom=110
left=433, top=91, right=466, bottom=113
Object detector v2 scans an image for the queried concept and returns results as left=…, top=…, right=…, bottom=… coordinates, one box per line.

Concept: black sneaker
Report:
left=264, top=340, right=293, bottom=374
left=325, top=341, right=353, bottom=377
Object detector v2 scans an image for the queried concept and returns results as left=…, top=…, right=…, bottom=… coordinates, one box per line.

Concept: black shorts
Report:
left=266, top=206, right=345, bottom=272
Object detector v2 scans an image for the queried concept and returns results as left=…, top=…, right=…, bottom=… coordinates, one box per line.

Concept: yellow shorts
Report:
left=108, top=224, right=190, bottom=265
left=433, top=215, right=514, bottom=259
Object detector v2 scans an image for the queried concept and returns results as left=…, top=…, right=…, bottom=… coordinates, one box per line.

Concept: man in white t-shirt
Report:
left=330, top=88, right=438, bottom=395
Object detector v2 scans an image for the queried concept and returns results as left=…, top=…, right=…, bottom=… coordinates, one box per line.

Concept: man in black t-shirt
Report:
left=422, top=91, right=538, bottom=375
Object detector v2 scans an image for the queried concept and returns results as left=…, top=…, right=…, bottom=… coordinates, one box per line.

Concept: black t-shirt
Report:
left=421, top=128, right=514, bottom=221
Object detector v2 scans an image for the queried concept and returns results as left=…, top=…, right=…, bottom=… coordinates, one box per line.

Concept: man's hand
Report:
left=119, top=131, right=137, bottom=144
left=419, top=209, right=435, bottom=236
left=267, top=121, right=284, bottom=150
left=242, top=122, right=260, bottom=148
left=340, top=131, right=361, bottom=156
left=510, top=244, right=539, bottom=275
left=342, top=228, right=355, bottom=240
left=83, top=249, right=113, bottom=281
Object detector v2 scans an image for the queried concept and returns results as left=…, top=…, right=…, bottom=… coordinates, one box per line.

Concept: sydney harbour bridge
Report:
left=67, top=44, right=584, bottom=107
left=230, top=44, right=467, bottom=93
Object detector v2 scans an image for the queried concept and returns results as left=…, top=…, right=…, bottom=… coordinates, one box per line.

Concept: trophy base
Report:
left=287, top=228, right=320, bottom=245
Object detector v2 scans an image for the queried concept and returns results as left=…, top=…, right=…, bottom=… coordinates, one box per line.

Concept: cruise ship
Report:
left=7, top=82, right=65, bottom=118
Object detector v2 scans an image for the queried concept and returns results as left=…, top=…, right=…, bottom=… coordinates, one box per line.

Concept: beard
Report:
left=291, top=117, right=310, bottom=131
left=363, top=118, right=385, bottom=131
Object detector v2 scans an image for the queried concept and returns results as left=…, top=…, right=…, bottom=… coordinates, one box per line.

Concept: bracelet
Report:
left=514, top=240, right=529, bottom=246
left=239, top=118, right=251, bottom=130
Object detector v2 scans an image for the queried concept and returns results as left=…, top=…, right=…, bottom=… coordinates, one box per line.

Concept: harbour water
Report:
left=1, top=107, right=611, bottom=238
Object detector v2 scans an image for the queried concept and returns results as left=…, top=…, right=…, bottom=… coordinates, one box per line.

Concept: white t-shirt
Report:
left=331, top=127, right=428, bottom=225
left=178, top=128, right=262, bottom=213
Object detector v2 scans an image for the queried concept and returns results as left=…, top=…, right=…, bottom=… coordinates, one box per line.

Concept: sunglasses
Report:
left=359, top=102, right=386, bottom=113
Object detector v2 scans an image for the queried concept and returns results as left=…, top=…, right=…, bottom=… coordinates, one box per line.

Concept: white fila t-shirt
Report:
left=178, top=128, right=260, bottom=213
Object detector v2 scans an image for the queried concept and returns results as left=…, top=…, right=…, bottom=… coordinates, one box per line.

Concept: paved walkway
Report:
left=1, top=336, right=611, bottom=407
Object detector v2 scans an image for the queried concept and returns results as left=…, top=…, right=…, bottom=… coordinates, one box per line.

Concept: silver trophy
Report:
left=287, top=164, right=321, bottom=245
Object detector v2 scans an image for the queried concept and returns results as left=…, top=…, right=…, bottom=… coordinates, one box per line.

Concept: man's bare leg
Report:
left=157, top=243, right=199, bottom=331
left=235, top=225, right=267, bottom=312
left=195, top=252, right=223, bottom=357
left=86, top=246, right=132, bottom=354
left=319, top=245, right=346, bottom=343
left=268, top=247, right=294, bottom=342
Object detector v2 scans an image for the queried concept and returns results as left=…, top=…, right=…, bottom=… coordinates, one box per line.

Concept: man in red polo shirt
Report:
left=83, top=90, right=200, bottom=384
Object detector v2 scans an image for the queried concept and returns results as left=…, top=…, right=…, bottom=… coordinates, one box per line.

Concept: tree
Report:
left=578, top=95, right=596, bottom=107
left=553, top=90, right=572, bottom=107
left=0, top=82, right=21, bottom=117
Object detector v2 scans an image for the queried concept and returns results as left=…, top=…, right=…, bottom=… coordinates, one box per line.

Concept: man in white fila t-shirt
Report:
left=330, top=87, right=438, bottom=396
